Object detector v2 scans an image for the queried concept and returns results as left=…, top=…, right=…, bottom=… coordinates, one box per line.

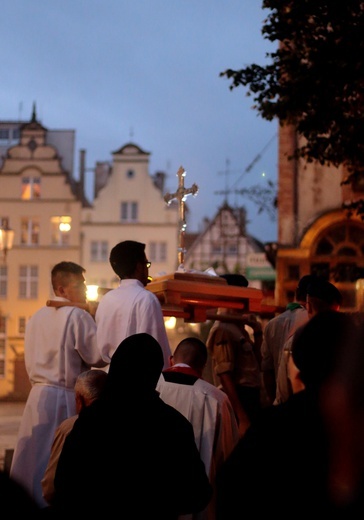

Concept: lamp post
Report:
left=0, top=218, right=14, bottom=262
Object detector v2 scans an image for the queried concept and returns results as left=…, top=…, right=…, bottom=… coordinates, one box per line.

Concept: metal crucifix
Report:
left=164, top=165, right=198, bottom=267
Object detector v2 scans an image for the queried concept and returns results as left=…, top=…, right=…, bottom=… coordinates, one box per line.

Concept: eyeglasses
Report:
left=145, top=260, right=151, bottom=268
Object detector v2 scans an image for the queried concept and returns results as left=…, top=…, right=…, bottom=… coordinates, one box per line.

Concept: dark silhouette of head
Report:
left=306, top=278, right=343, bottom=316
left=109, top=240, right=146, bottom=279
left=220, top=273, right=249, bottom=287
left=291, top=310, right=353, bottom=392
left=107, top=333, right=164, bottom=396
left=295, top=274, right=316, bottom=302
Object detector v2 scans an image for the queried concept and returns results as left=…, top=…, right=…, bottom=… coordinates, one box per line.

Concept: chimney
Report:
left=79, top=149, right=86, bottom=196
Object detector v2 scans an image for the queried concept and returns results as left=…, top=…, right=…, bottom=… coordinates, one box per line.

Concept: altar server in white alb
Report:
left=95, top=240, right=171, bottom=368
left=10, top=261, right=107, bottom=509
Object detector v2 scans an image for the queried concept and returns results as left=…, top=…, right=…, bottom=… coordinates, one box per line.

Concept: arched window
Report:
left=311, top=221, right=364, bottom=307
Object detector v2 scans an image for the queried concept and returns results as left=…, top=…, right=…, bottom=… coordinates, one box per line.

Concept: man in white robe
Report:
left=96, top=240, right=171, bottom=367
left=10, top=261, right=107, bottom=508
left=157, top=337, right=239, bottom=520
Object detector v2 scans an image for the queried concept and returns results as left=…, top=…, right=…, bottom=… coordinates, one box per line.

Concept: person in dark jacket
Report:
left=216, top=310, right=354, bottom=519
left=53, top=332, right=212, bottom=519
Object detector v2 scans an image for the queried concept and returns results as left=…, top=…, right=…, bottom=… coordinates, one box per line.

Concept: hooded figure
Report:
left=53, top=333, right=212, bottom=519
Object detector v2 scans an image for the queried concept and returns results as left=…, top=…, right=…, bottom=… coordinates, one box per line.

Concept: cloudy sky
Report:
left=2, top=0, right=278, bottom=243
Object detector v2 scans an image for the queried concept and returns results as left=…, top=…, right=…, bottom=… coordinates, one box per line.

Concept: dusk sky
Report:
left=2, top=1, right=278, bottom=243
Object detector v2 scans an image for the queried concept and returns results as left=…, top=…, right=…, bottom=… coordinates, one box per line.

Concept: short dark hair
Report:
left=109, top=240, right=146, bottom=278
left=51, top=261, right=85, bottom=291
left=174, top=337, right=207, bottom=372
left=306, top=279, right=343, bottom=307
left=295, top=274, right=316, bottom=302
left=291, top=310, right=353, bottom=390
left=220, top=274, right=249, bottom=287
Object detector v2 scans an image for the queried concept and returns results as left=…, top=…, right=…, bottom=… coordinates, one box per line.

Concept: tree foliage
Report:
left=220, top=1, right=364, bottom=216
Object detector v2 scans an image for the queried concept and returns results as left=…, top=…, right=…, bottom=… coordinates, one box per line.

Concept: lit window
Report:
left=21, top=177, right=41, bottom=200
left=51, top=216, right=71, bottom=245
left=21, top=217, right=40, bottom=245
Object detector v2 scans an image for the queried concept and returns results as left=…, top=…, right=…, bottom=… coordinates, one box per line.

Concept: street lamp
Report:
left=0, top=218, right=14, bottom=262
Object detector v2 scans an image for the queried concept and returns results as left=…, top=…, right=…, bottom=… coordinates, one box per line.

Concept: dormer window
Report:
left=121, top=202, right=138, bottom=222
left=21, top=177, right=41, bottom=200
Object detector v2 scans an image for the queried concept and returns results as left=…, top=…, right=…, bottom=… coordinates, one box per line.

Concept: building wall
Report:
left=184, top=203, right=270, bottom=288
left=0, top=121, right=179, bottom=399
left=81, top=143, right=179, bottom=289
left=0, top=117, right=83, bottom=399
left=276, top=124, right=364, bottom=309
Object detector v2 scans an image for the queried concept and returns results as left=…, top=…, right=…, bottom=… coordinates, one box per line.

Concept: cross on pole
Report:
left=164, top=166, right=198, bottom=267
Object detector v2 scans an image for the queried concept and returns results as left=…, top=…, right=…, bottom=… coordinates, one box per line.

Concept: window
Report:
left=21, top=217, right=40, bottom=245
left=51, top=216, right=72, bottom=245
left=0, top=129, right=9, bottom=140
left=315, top=238, right=333, bottom=255
left=311, top=263, right=330, bottom=279
left=313, top=222, right=364, bottom=282
left=227, top=244, right=238, bottom=255
left=90, top=241, right=108, bottom=262
left=19, top=265, right=38, bottom=299
left=0, top=316, right=6, bottom=378
left=18, top=317, right=27, bottom=334
left=0, top=315, right=5, bottom=334
left=287, top=265, right=300, bottom=281
left=0, top=339, right=4, bottom=377
left=149, top=242, right=167, bottom=263
left=21, top=177, right=41, bottom=199
left=0, top=266, right=7, bottom=297
left=331, top=263, right=358, bottom=283
left=212, top=244, right=223, bottom=254
left=120, top=202, right=138, bottom=222
left=310, top=221, right=364, bottom=308
left=126, top=169, right=135, bottom=178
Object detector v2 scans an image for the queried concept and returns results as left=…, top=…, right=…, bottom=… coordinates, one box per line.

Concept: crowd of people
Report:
left=4, top=242, right=364, bottom=518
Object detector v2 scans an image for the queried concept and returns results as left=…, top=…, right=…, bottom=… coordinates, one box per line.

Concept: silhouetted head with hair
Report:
left=109, top=240, right=146, bottom=278
left=106, top=333, right=164, bottom=398
left=295, top=274, right=316, bottom=302
left=172, top=337, right=208, bottom=376
left=291, top=310, right=353, bottom=393
left=220, top=274, right=249, bottom=287
left=306, top=279, right=342, bottom=317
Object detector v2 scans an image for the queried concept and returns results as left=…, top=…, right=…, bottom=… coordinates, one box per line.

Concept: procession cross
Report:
left=164, top=165, right=198, bottom=267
